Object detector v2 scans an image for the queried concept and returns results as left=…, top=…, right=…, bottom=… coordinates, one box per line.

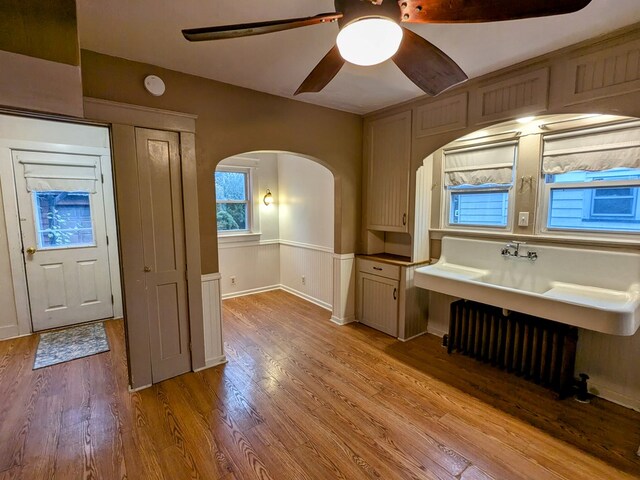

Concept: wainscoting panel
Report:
left=280, top=242, right=333, bottom=310
left=200, top=273, right=226, bottom=369
left=219, top=241, right=280, bottom=298
left=332, top=253, right=355, bottom=325
left=576, top=329, right=640, bottom=412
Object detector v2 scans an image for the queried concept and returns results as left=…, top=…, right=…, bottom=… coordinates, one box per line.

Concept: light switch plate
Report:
left=518, top=212, right=530, bottom=227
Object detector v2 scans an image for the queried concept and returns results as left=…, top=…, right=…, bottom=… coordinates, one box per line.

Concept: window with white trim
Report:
left=541, top=121, right=640, bottom=234
left=443, top=141, right=517, bottom=229
left=215, top=167, right=252, bottom=233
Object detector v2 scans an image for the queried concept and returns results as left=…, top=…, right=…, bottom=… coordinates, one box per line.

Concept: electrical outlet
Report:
left=230, top=276, right=236, bottom=285
left=518, top=212, right=530, bottom=227
left=301, top=275, right=306, bottom=285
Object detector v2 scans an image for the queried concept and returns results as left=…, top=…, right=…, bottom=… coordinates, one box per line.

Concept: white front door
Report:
left=13, top=150, right=114, bottom=331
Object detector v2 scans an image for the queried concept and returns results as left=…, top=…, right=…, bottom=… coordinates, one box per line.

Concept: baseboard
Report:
left=589, top=382, right=640, bottom=413
left=222, top=285, right=280, bottom=300
left=128, top=383, right=152, bottom=393
left=279, top=284, right=332, bottom=311
left=194, top=355, right=228, bottom=372
left=398, top=331, right=428, bottom=342
left=331, top=315, right=356, bottom=326
left=427, top=325, right=448, bottom=338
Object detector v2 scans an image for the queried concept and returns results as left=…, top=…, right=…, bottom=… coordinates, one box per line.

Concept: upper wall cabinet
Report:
left=366, top=111, right=412, bottom=232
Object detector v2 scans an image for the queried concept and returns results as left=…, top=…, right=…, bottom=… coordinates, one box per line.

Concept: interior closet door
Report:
left=135, top=128, right=191, bottom=382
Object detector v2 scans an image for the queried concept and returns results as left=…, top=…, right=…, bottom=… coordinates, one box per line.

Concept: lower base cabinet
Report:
left=358, top=273, right=399, bottom=336
left=356, top=256, right=430, bottom=339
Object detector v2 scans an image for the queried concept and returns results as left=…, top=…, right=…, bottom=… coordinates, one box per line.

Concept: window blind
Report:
left=542, top=121, right=640, bottom=175
left=443, top=141, right=517, bottom=187
left=17, top=151, right=99, bottom=193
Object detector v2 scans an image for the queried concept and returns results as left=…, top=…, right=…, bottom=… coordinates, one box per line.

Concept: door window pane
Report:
left=34, top=191, right=95, bottom=248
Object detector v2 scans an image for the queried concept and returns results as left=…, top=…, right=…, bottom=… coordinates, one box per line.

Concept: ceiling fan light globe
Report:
left=336, top=18, right=403, bottom=67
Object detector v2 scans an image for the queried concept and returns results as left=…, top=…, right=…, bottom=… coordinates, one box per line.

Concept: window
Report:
left=541, top=121, right=640, bottom=235
left=443, top=141, right=517, bottom=229
left=34, top=191, right=95, bottom=249
left=215, top=168, right=251, bottom=233
left=544, top=168, right=640, bottom=233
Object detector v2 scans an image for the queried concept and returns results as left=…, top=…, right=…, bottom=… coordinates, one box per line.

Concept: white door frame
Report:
left=0, top=131, right=122, bottom=336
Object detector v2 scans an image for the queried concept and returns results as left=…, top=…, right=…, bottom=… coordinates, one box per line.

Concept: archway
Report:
left=214, top=150, right=337, bottom=316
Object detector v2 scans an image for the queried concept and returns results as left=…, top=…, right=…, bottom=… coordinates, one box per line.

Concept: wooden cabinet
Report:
left=356, top=256, right=430, bottom=340
left=365, top=110, right=412, bottom=232
left=358, top=273, right=399, bottom=337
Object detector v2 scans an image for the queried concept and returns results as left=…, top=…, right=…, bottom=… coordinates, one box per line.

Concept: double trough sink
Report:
left=415, top=237, right=640, bottom=336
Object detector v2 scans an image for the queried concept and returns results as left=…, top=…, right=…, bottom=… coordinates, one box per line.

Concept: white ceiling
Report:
left=76, top=0, right=640, bottom=115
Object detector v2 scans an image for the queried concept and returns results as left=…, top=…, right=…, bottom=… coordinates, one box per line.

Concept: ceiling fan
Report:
left=182, top=0, right=593, bottom=97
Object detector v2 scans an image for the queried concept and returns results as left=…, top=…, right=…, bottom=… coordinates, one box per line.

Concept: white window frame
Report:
left=215, top=166, right=259, bottom=238
left=538, top=174, right=640, bottom=239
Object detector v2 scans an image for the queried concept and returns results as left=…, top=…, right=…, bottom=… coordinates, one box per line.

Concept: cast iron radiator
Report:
left=448, top=299, right=578, bottom=397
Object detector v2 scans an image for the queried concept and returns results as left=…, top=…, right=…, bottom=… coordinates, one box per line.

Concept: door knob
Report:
left=144, top=266, right=152, bottom=272
left=26, top=247, right=36, bottom=255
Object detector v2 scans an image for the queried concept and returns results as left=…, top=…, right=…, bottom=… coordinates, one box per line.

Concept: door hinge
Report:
left=101, top=173, right=105, bottom=184
left=106, top=235, right=109, bottom=246
left=189, top=342, right=192, bottom=352
left=111, top=294, right=114, bottom=305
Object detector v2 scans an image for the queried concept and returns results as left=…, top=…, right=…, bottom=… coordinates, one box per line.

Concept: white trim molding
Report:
left=331, top=253, right=356, bottom=325
left=201, top=273, right=227, bottom=369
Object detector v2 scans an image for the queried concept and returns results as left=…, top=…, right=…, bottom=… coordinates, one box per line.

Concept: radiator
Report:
left=448, top=300, right=578, bottom=397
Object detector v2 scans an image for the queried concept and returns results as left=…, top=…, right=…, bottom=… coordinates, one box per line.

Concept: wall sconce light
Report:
left=263, top=188, right=274, bottom=206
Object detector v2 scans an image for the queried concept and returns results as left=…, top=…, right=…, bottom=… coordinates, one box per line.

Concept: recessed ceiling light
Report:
left=516, top=116, right=535, bottom=124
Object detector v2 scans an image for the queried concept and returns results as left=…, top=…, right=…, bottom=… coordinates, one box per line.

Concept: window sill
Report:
left=430, top=228, right=640, bottom=249
left=217, top=232, right=261, bottom=244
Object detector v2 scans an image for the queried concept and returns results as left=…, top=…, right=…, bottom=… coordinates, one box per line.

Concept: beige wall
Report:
left=0, top=0, right=83, bottom=117
left=80, top=50, right=362, bottom=274
left=0, top=0, right=79, bottom=65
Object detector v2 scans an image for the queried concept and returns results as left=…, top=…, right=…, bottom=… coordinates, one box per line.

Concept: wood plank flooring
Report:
left=0, top=289, right=639, bottom=479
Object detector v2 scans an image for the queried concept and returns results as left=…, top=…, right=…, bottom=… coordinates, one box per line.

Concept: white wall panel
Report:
left=219, top=242, right=280, bottom=298
left=280, top=242, right=333, bottom=310
left=277, top=153, right=334, bottom=249
left=200, top=273, right=226, bottom=369
left=576, top=329, right=640, bottom=412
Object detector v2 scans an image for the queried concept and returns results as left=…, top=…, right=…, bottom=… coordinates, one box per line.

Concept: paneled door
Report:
left=13, top=150, right=113, bottom=331
left=135, top=128, right=191, bottom=382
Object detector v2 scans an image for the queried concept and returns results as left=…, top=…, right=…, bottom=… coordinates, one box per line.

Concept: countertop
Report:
left=357, top=253, right=431, bottom=267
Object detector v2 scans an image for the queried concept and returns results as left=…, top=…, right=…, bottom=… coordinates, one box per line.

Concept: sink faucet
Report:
left=501, top=241, right=524, bottom=257
left=501, top=241, right=538, bottom=261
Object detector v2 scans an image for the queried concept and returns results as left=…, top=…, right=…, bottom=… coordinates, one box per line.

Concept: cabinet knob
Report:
left=26, top=247, right=36, bottom=255
left=144, top=266, right=152, bottom=272
left=402, top=213, right=407, bottom=226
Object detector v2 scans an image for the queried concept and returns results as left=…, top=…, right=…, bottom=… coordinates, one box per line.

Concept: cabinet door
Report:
left=366, top=110, right=412, bottom=232
left=358, top=272, right=399, bottom=337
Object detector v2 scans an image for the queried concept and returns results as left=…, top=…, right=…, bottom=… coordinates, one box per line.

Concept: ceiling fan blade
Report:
left=393, top=28, right=467, bottom=96
left=400, top=0, right=593, bottom=24
left=182, top=12, right=342, bottom=41
left=295, top=45, right=345, bottom=95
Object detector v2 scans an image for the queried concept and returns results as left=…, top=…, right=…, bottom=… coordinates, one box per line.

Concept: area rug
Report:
left=33, top=322, right=110, bottom=369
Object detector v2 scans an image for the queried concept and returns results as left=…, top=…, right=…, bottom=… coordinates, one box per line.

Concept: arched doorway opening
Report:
left=214, top=150, right=336, bottom=313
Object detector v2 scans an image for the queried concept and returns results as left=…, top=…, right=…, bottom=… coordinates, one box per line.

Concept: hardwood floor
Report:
left=0, top=289, right=639, bottom=479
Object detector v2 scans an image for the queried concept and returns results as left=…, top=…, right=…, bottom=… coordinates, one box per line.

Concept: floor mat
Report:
left=33, top=322, right=110, bottom=369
